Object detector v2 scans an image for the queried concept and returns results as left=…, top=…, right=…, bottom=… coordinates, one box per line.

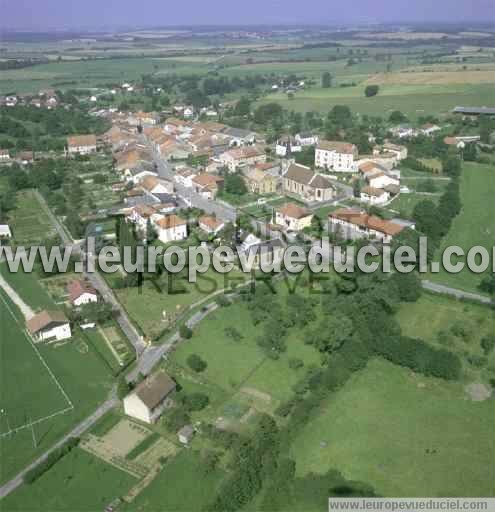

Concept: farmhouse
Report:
left=295, top=132, right=319, bottom=146
left=275, top=203, right=313, bottom=232
left=220, top=146, right=266, bottom=172
left=67, top=134, right=97, bottom=155
left=222, top=127, right=259, bottom=146
left=27, top=310, right=72, bottom=343
left=315, top=140, right=358, bottom=172
left=198, top=215, right=225, bottom=235
left=359, top=161, right=400, bottom=189
left=123, top=371, right=176, bottom=424
left=380, top=143, right=408, bottom=161
left=328, top=208, right=406, bottom=244
left=153, top=214, right=188, bottom=244
left=68, top=280, right=98, bottom=306
left=282, top=163, right=336, bottom=202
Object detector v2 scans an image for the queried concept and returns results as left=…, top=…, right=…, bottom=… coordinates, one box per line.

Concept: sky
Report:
left=2, top=0, right=494, bottom=30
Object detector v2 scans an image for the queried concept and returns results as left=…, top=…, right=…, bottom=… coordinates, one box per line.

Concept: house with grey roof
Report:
left=282, top=163, right=336, bottom=203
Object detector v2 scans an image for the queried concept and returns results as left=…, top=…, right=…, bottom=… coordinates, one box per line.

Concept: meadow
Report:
left=290, top=357, right=495, bottom=497
left=1, top=448, right=136, bottom=511
left=427, top=162, right=495, bottom=294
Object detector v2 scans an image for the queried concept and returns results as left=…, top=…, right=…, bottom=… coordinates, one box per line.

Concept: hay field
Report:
left=366, top=70, right=495, bottom=85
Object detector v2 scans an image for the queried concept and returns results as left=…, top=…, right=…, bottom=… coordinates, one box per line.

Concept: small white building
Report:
left=198, top=215, right=225, bottom=235
left=360, top=186, right=390, bottom=205
left=0, top=149, right=10, bottom=162
left=275, top=137, right=302, bottom=157
left=68, top=280, right=98, bottom=307
left=178, top=425, right=195, bottom=445
left=123, top=372, right=176, bottom=424
left=67, top=134, right=97, bottom=156
left=295, top=133, right=319, bottom=146
left=0, top=224, right=12, bottom=239
left=275, top=203, right=313, bottom=232
left=27, top=310, right=72, bottom=343
left=153, top=214, right=188, bottom=244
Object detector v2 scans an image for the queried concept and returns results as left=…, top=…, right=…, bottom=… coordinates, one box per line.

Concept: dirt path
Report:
left=0, top=273, right=34, bottom=320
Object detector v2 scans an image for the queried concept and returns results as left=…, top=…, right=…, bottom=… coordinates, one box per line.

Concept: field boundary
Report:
left=0, top=293, right=74, bottom=439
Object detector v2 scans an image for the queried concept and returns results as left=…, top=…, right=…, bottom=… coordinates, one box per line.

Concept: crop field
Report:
left=1, top=448, right=136, bottom=512
left=290, top=358, right=495, bottom=497
left=427, top=162, right=495, bottom=294
left=366, top=69, right=495, bottom=85
left=8, top=190, right=56, bottom=245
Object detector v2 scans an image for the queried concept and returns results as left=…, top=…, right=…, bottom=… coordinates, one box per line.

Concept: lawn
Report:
left=290, top=358, right=495, bottom=497
left=8, top=190, right=56, bottom=245
left=386, top=192, right=440, bottom=219
left=427, top=162, right=495, bottom=294
left=1, top=448, right=136, bottom=511
left=121, top=450, right=225, bottom=512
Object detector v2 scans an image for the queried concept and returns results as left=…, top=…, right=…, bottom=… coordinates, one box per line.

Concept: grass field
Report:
left=387, top=192, right=441, bottom=219
left=9, top=190, right=56, bottom=245
left=171, top=279, right=322, bottom=406
left=109, top=268, right=247, bottom=339
left=1, top=448, right=136, bottom=511
left=291, top=357, right=495, bottom=497
left=121, top=450, right=224, bottom=512
left=258, top=83, right=495, bottom=119
left=0, top=270, right=114, bottom=484
left=428, top=162, right=495, bottom=294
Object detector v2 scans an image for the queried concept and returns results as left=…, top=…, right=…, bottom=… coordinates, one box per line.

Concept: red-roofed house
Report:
left=68, top=280, right=98, bottom=307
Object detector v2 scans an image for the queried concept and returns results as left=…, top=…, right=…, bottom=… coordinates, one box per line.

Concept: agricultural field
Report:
left=427, top=162, right=495, bottom=294
left=258, top=83, right=495, bottom=120
left=386, top=191, right=441, bottom=219
left=290, top=357, right=495, bottom=497
left=1, top=448, right=136, bottom=511
left=8, top=190, right=56, bottom=245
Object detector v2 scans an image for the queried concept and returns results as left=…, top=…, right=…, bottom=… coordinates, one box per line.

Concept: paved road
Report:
left=0, top=273, right=34, bottom=319
left=421, top=280, right=493, bottom=305
left=0, top=397, right=117, bottom=499
left=151, top=148, right=237, bottom=223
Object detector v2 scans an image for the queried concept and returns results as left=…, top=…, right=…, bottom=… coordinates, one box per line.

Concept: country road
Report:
left=421, top=280, right=493, bottom=305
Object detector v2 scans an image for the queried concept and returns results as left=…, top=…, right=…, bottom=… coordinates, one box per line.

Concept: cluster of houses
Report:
left=0, top=89, right=59, bottom=109
left=389, top=123, right=442, bottom=139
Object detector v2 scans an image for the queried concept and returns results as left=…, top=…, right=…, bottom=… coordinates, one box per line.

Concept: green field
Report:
left=0, top=271, right=114, bottom=484
left=258, top=83, right=495, bottom=119
left=428, top=162, right=495, bottom=294
left=171, top=279, right=322, bottom=406
left=387, top=192, right=441, bottom=219
left=122, top=450, right=224, bottom=512
left=291, top=357, right=495, bottom=497
left=2, top=448, right=136, bottom=511
left=8, top=190, right=56, bottom=245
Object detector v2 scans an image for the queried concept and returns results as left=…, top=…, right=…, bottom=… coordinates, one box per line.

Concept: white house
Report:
left=27, top=310, right=72, bottom=343
left=315, top=140, right=358, bottom=172
left=0, top=224, right=12, bottom=239
left=153, top=214, right=188, bottom=244
left=275, top=136, right=301, bottom=157
left=389, top=126, right=415, bottom=139
left=360, top=186, right=390, bottom=205
left=178, top=425, right=195, bottom=445
left=140, top=176, right=174, bottom=196
left=295, top=133, right=319, bottom=146
left=380, top=143, right=408, bottom=161
left=0, top=149, right=10, bottom=162
left=68, top=280, right=98, bottom=307
left=198, top=215, right=225, bottom=235
left=123, top=371, right=176, bottom=424
left=174, top=167, right=197, bottom=188
left=67, top=134, right=97, bottom=155
left=420, top=123, right=441, bottom=136
left=274, top=203, right=313, bottom=232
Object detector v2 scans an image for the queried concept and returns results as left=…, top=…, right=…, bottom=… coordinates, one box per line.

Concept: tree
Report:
left=389, top=110, right=408, bottom=124
left=479, top=274, right=495, bottom=296
left=481, top=334, right=495, bottom=356
left=164, top=408, right=190, bottom=433
left=234, top=96, right=251, bottom=116
left=187, top=354, right=207, bottom=372
left=391, top=272, right=422, bottom=302
left=179, top=324, right=193, bottom=339
left=223, top=172, right=248, bottom=196
left=117, top=375, right=130, bottom=400
left=146, top=217, right=157, bottom=243
left=182, top=392, right=209, bottom=411
left=353, top=179, right=362, bottom=198
left=364, top=85, right=379, bottom=97
left=321, top=72, right=333, bottom=88
left=412, top=199, right=442, bottom=243
left=79, top=301, right=114, bottom=324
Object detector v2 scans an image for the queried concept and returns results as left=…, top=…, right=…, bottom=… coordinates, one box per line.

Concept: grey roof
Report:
left=124, top=194, right=160, bottom=207
left=223, top=127, right=255, bottom=139
left=453, top=106, right=495, bottom=115
left=134, top=372, right=176, bottom=410
left=284, top=163, right=314, bottom=185
left=178, top=425, right=194, bottom=437
left=152, top=193, right=177, bottom=205
left=310, top=174, right=334, bottom=190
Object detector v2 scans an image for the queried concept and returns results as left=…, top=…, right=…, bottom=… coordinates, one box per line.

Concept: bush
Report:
left=216, top=294, right=231, bottom=307
left=23, top=437, right=80, bottom=484
left=187, top=354, right=207, bottom=372
left=289, top=358, right=304, bottom=370
left=182, top=392, right=209, bottom=411
left=179, top=325, right=193, bottom=339
left=364, top=85, right=379, bottom=97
